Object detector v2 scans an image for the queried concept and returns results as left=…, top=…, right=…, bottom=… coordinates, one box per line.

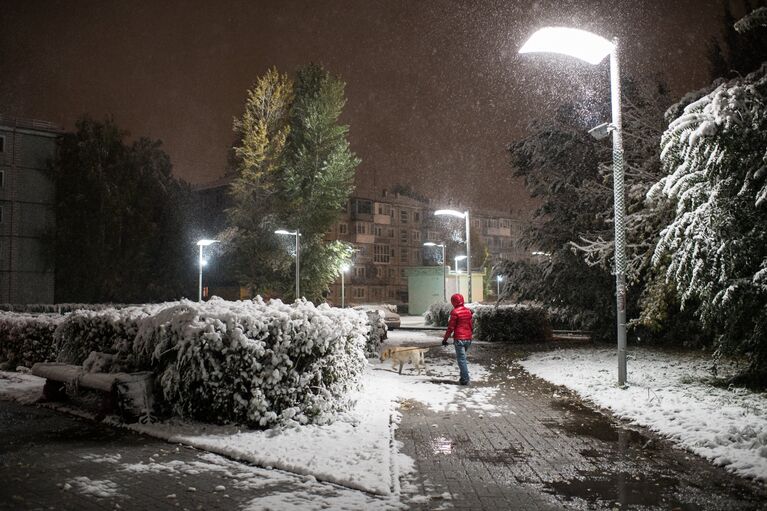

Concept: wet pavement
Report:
left=398, top=341, right=767, bottom=510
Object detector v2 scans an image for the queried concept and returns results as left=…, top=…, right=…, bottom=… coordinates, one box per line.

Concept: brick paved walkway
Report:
left=398, top=340, right=767, bottom=510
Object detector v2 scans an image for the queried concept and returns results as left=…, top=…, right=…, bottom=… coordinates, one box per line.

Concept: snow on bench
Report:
left=31, top=362, right=156, bottom=423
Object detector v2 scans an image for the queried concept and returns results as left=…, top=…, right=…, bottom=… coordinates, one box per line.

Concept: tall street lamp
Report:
left=196, top=239, right=219, bottom=302
left=424, top=242, right=447, bottom=302
left=340, top=264, right=350, bottom=307
left=275, top=229, right=301, bottom=299
left=435, top=209, right=471, bottom=303
left=496, top=274, right=503, bottom=297
left=520, top=26, right=628, bottom=386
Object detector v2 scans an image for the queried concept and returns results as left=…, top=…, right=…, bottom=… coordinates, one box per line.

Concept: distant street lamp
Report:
left=520, top=26, right=628, bottom=386
left=340, top=264, right=350, bottom=307
left=275, top=229, right=301, bottom=299
left=196, top=239, right=219, bottom=302
left=496, top=274, right=504, bottom=297
left=424, top=242, right=447, bottom=301
left=435, top=209, right=472, bottom=303
left=454, top=255, right=467, bottom=273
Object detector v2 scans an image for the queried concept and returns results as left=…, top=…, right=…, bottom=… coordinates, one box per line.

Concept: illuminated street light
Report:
left=196, top=239, right=219, bottom=302
left=424, top=242, right=447, bottom=301
left=496, top=274, right=503, bottom=297
left=340, top=264, right=350, bottom=308
left=435, top=209, right=472, bottom=303
left=520, top=26, right=628, bottom=386
left=454, top=254, right=467, bottom=273
left=275, top=229, right=301, bottom=299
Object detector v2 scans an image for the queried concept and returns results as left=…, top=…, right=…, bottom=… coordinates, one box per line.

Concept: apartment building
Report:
left=0, top=115, right=59, bottom=304
left=326, top=190, right=526, bottom=307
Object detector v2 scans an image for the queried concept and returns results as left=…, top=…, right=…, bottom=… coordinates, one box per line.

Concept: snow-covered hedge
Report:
left=138, top=298, right=368, bottom=427
left=424, top=301, right=452, bottom=327
left=424, top=301, right=552, bottom=343
left=473, top=304, right=552, bottom=343
left=0, top=313, right=64, bottom=368
left=55, top=304, right=162, bottom=368
left=1, top=298, right=373, bottom=427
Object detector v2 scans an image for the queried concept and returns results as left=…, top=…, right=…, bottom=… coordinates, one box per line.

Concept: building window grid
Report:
left=338, top=223, right=348, bottom=235
left=399, top=209, right=408, bottom=224
left=373, top=243, right=390, bottom=264
left=411, top=230, right=421, bottom=242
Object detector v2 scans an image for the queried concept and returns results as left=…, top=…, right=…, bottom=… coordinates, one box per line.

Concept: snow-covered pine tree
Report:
left=651, top=63, right=767, bottom=381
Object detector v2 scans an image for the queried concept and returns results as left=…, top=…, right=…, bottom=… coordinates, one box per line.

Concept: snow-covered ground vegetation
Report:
left=0, top=313, right=64, bottom=369
left=425, top=301, right=551, bottom=343
left=0, top=298, right=379, bottom=428
left=521, top=347, right=767, bottom=481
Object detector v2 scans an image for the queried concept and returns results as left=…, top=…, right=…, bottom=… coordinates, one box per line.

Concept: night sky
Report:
left=1, top=0, right=728, bottom=212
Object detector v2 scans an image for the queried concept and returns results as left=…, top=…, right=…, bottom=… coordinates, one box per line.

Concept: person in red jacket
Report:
left=442, top=293, right=473, bottom=386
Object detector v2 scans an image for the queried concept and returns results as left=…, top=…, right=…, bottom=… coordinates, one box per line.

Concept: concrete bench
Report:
left=31, top=362, right=156, bottom=423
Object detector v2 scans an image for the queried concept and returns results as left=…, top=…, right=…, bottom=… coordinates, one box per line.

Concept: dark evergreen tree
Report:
left=51, top=117, right=193, bottom=303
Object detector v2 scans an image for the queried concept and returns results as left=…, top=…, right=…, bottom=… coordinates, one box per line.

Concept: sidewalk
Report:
left=399, top=341, right=767, bottom=510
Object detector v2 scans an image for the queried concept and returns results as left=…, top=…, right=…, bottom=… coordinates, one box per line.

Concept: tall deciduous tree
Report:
left=52, top=116, right=193, bottom=303
left=226, top=65, right=359, bottom=301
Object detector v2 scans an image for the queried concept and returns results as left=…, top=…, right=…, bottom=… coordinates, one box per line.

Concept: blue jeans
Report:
left=454, top=340, right=472, bottom=384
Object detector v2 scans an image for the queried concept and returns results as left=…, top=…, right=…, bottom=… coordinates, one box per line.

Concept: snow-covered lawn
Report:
left=521, top=347, right=767, bottom=482
left=0, top=329, right=503, bottom=508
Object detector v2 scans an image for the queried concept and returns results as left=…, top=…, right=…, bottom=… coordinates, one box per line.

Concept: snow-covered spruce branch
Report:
left=734, top=6, right=767, bottom=33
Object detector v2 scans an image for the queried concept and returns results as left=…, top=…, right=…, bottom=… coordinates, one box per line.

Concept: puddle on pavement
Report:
left=544, top=471, right=697, bottom=509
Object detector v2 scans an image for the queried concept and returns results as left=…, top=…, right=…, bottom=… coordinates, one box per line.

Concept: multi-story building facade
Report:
left=326, top=190, right=527, bottom=307
left=0, top=115, right=59, bottom=304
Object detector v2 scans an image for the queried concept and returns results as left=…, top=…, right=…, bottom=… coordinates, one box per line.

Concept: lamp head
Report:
left=434, top=209, right=466, bottom=219
left=519, top=27, right=614, bottom=65
left=454, top=255, right=467, bottom=261
left=197, top=239, right=219, bottom=247
left=588, top=122, right=615, bottom=140
left=341, top=264, right=350, bottom=272
left=274, top=229, right=295, bottom=236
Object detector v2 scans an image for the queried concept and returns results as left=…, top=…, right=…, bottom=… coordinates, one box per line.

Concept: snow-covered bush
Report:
left=362, top=309, right=387, bottom=356
left=651, top=63, right=767, bottom=379
left=0, top=303, right=131, bottom=314
left=473, top=304, right=551, bottom=343
left=424, top=301, right=452, bottom=327
left=0, top=313, right=64, bottom=368
left=54, top=305, right=161, bottom=367
left=144, top=298, right=368, bottom=427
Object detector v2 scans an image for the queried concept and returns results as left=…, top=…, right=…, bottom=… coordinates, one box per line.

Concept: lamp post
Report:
left=435, top=209, right=471, bottom=303
left=424, top=242, right=447, bottom=301
left=340, top=264, right=350, bottom=307
left=520, top=26, right=627, bottom=386
left=454, top=255, right=467, bottom=298
left=196, top=239, right=219, bottom=302
left=275, top=229, right=301, bottom=299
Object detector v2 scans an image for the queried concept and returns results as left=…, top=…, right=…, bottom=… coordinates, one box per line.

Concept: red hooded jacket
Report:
left=443, top=293, right=473, bottom=341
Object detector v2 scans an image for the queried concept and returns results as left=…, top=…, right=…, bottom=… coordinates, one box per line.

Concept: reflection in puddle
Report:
left=431, top=436, right=453, bottom=454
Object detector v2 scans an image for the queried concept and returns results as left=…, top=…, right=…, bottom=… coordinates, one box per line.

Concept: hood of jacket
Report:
left=450, top=293, right=465, bottom=307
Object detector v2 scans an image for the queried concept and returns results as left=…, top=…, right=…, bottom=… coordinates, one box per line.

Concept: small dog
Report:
left=379, top=346, right=429, bottom=375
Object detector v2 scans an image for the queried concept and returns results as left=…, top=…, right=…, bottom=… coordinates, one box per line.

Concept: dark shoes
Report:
left=458, top=380, right=470, bottom=386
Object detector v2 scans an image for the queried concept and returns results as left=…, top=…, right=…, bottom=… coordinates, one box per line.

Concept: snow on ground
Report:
left=0, top=371, right=43, bottom=404
left=64, top=476, right=123, bottom=498
left=521, top=347, right=767, bottom=482
left=0, top=328, right=502, bottom=506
